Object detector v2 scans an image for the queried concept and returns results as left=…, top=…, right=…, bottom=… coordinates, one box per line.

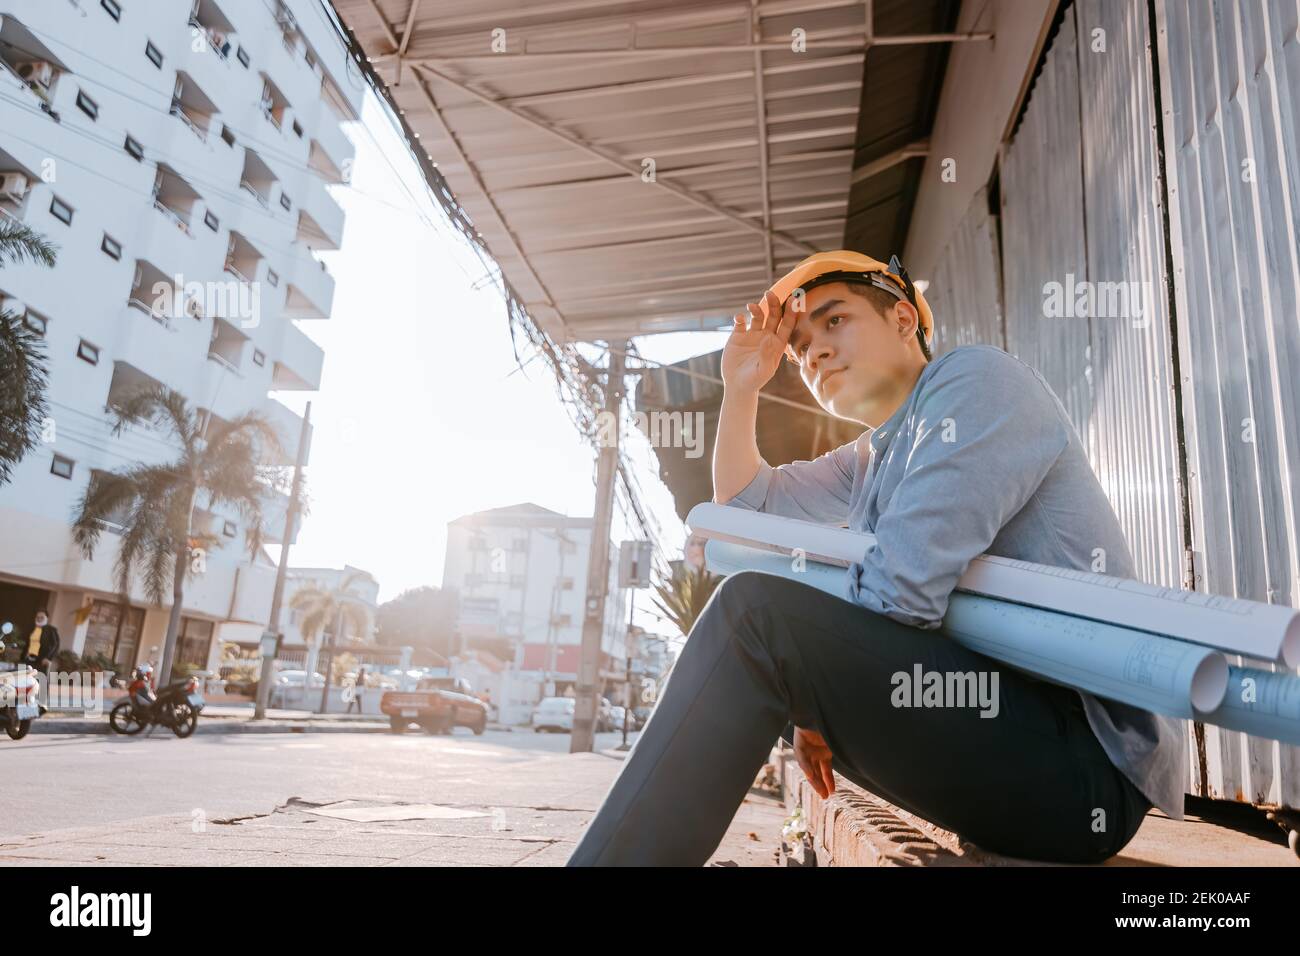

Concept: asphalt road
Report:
left=0, top=727, right=640, bottom=839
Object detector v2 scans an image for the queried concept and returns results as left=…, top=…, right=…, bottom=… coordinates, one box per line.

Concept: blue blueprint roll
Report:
left=704, top=538, right=1228, bottom=719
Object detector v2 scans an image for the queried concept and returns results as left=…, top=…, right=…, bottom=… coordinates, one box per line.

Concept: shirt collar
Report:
left=868, top=364, right=934, bottom=451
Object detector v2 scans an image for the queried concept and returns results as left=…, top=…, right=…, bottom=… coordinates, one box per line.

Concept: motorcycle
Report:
left=109, top=663, right=204, bottom=738
left=0, top=622, right=42, bottom=740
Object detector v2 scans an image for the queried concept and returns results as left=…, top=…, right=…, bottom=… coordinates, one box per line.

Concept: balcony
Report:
left=187, top=0, right=236, bottom=62
left=224, top=230, right=263, bottom=286
left=258, top=72, right=291, bottom=134
left=0, top=16, right=67, bottom=120
left=150, top=163, right=199, bottom=238
left=273, top=321, right=323, bottom=391
left=207, top=316, right=248, bottom=372
left=171, top=71, right=219, bottom=143
left=238, top=147, right=277, bottom=212
left=296, top=181, right=344, bottom=251
left=261, top=397, right=312, bottom=466
left=283, top=246, right=334, bottom=318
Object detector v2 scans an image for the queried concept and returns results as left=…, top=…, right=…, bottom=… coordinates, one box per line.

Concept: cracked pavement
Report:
left=0, top=730, right=786, bottom=866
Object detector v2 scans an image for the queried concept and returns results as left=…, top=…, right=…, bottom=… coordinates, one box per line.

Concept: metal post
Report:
left=618, top=589, right=635, bottom=751
left=254, top=401, right=311, bottom=720
left=570, top=341, right=626, bottom=753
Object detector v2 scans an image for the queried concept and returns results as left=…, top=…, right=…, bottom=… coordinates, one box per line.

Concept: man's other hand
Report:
left=793, top=725, right=836, bottom=799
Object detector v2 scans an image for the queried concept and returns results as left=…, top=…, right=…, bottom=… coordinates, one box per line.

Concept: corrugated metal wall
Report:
left=1154, top=0, right=1300, bottom=808
left=1075, top=0, right=1185, bottom=593
left=924, top=187, right=1005, bottom=356
left=999, top=16, right=1093, bottom=433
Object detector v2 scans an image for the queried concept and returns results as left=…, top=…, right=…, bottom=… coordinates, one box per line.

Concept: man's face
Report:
left=783, top=282, right=919, bottom=423
left=34, top=613, right=47, bottom=627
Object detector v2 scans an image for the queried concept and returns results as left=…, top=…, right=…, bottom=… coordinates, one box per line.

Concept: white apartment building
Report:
left=443, top=503, right=632, bottom=725
left=0, top=0, right=363, bottom=674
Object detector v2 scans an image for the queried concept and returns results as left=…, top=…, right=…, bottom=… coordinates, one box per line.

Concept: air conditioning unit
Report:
left=18, top=61, right=54, bottom=87
left=0, top=172, right=29, bottom=201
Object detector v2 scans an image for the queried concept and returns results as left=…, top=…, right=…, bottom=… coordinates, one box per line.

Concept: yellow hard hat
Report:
left=764, top=250, right=933, bottom=349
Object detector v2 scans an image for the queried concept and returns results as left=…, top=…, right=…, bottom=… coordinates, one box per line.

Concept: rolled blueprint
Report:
left=705, top=538, right=1229, bottom=719
left=688, top=502, right=1300, bottom=667
left=1199, top=666, right=1300, bottom=746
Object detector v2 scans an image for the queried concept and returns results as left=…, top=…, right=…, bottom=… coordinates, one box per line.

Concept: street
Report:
left=0, top=728, right=787, bottom=866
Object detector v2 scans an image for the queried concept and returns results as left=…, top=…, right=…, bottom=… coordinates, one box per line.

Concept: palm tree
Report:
left=0, top=219, right=57, bottom=486
left=651, top=564, right=723, bottom=637
left=289, top=570, right=372, bottom=713
left=72, top=386, right=283, bottom=684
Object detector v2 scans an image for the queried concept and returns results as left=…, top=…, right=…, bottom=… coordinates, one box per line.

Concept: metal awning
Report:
left=330, top=0, right=983, bottom=344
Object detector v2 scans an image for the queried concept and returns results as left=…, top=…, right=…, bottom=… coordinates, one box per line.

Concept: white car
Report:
left=531, top=696, right=575, bottom=733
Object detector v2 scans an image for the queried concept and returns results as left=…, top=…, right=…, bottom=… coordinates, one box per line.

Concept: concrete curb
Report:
left=30, top=717, right=392, bottom=736
left=779, top=752, right=1012, bottom=866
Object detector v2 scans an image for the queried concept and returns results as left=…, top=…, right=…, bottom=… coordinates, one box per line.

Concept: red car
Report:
left=381, top=676, right=488, bottom=735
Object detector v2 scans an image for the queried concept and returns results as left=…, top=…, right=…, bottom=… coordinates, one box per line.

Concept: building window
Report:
left=100, top=0, right=121, bottom=21
left=222, top=520, right=237, bottom=538
left=76, top=339, right=99, bottom=365
left=144, top=41, right=163, bottom=69
left=100, top=234, right=122, bottom=260
left=220, top=125, right=235, bottom=147
left=278, top=192, right=291, bottom=211
left=203, top=210, right=219, bottom=231
left=83, top=599, right=144, bottom=669
left=50, top=455, right=74, bottom=479
left=252, top=348, right=265, bottom=367
left=236, top=47, right=250, bottom=68
left=123, top=134, right=144, bottom=161
left=291, top=120, right=303, bottom=139
left=266, top=269, right=278, bottom=287
left=76, top=89, right=99, bottom=120
left=49, top=196, right=73, bottom=225
left=23, top=309, right=48, bottom=336
left=177, top=617, right=215, bottom=669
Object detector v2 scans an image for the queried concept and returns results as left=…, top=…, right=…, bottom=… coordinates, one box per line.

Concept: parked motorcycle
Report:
left=109, top=663, right=204, bottom=738
left=0, top=622, right=42, bottom=740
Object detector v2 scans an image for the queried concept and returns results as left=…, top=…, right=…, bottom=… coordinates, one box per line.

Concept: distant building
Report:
left=281, top=564, right=380, bottom=647
left=442, top=503, right=632, bottom=725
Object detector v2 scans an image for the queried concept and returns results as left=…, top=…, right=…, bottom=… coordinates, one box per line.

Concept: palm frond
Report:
left=0, top=220, right=58, bottom=269
left=0, top=309, right=50, bottom=486
left=651, top=567, right=723, bottom=637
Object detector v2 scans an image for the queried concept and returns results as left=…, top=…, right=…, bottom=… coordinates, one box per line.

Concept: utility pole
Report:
left=618, top=591, right=636, bottom=751
left=571, top=342, right=626, bottom=753
left=254, top=401, right=310, bottom=720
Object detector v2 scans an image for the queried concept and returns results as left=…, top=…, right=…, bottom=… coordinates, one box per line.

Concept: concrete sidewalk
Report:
left=0, top=746, right=787, bottom=867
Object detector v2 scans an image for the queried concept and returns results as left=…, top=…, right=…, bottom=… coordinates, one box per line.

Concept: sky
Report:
left=270, top=91, right=731, bottom=633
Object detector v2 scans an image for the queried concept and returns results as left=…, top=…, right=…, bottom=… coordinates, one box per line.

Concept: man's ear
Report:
left=894, top=301, right=919, bottom=339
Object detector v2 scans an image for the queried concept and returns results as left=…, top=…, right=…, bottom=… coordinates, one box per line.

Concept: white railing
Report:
left=127, top=296, right=173, bottom=328
left=169, top=102, right=208, bottom=142
left=223, top=261, right=253, bottom=283
left=152, top=197, right=193, bottom=236
left=206, top=351, right=241, bottom=374
left=259, top=101, right=282, bottom=130
left=239, top=180, right=269, bottom=208
left=187, top=18, right=231, bottom=61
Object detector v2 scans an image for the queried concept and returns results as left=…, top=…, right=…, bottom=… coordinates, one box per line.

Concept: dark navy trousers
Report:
left=567, top=570, right=1151, bottom=866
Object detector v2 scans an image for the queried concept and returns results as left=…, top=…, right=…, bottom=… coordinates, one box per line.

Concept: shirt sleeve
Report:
left=718, top=438, right=857, bottom=526
left=847, top=351, right=1072, bottom=628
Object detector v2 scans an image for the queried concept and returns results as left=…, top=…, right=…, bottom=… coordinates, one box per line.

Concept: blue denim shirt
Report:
left=724, top=344, right=1187, bottom=822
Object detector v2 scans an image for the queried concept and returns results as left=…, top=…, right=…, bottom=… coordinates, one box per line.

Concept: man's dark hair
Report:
left=845, top=283, right=932, bottom=361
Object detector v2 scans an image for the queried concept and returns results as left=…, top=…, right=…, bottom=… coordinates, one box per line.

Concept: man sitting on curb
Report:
left=567, top=250, right=1185, bottom=866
